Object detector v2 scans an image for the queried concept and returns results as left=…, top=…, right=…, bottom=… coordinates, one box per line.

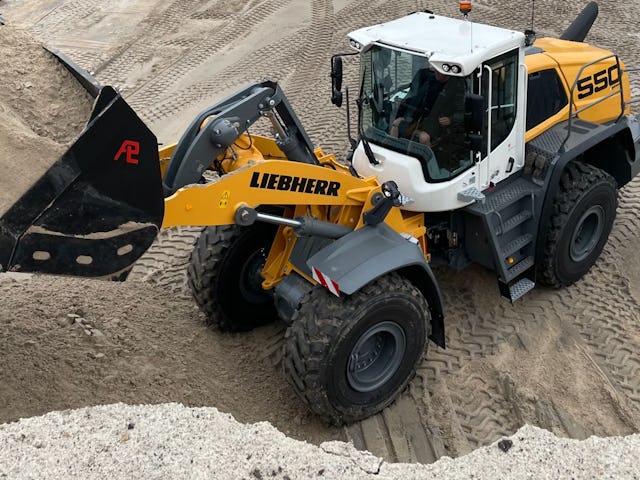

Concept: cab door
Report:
left=477, top=49, right=521, bottom=188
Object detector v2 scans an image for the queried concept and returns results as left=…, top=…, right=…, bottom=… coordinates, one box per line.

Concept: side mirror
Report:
left=464, top=93, right=485, bottom=133
left=465, top=133, right=484, bottom=152
left=331, top=56, right=343, bottom=107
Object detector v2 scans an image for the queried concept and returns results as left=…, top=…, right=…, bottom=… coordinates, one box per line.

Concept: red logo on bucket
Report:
left=114, top=140, right=140, bottom=165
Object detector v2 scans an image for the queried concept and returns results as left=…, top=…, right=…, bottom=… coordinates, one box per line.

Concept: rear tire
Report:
left=187, top=223, right=279, bottom=331
left=283, top=273, right=429, bottom=425
left=539, top=162, right=617, bottom=287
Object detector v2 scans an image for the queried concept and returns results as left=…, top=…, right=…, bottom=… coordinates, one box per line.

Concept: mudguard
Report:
left=532, top=116, right=640, bottom=266
left=307, top=223, right=445, bottom=347
left=0, top=86, right=164, bottom=278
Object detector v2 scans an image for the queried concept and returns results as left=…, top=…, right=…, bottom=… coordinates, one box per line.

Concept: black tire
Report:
left=539, top=162, right=617, bottom=287
left=283, top=273, right=430, bottom=425
left=187, top=223, right=279, bottom=331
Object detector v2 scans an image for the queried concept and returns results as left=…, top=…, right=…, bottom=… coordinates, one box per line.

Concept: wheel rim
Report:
left=346, top=321, right=406, bottom=393
left=237, top=247, right=268, bottom=304
left=570, top=205, right=605, bottom=262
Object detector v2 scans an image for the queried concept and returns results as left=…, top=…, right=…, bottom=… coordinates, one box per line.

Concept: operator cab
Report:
left=360, top=46, right=474, bottom=182
left=342, top=12, right=525, bottom=212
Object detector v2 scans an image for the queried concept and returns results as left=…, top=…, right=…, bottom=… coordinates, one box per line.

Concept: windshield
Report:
left=360, top=45, right=475, bottom=182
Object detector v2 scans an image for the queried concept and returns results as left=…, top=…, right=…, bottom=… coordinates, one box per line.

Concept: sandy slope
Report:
left=0, top=24, right=91, bottom=215
left=1, top=0, right=640, bottom=468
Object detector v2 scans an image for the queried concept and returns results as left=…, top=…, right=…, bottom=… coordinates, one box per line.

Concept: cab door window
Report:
left=482, top=49, right=518, bottom=150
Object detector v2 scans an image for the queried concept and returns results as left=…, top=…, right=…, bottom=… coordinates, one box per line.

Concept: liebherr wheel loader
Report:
left=1, top=1, right=639, bottom=424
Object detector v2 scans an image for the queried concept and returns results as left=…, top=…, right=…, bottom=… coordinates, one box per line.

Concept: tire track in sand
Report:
left=126, top=0, right=295, bottom=113
left=129, top=0, right=640, bottom=464
left=9, top=0, right=640, bottom=466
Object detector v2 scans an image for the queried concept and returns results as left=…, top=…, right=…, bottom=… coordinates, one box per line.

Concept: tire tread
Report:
left=187, top=225, right=275, bottom=331
left=283, top=273, right=430, bottom=424
left=539, top=162, right=617, bottom=287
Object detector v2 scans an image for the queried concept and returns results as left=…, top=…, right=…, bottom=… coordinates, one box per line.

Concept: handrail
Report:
left=622, top=67, right=640, bottom=107
left=571, top=89, right=623, bottom=116
left=559, top=54, right=624, bottom=153
left=483, top=65, right=493, bottom=188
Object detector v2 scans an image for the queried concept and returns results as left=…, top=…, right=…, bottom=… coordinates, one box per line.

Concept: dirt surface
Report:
left=0, top=24, right=92, bottom=215
left=0, top=274, right=340, bottom=444
left=1, top=0, right=640, bottom=466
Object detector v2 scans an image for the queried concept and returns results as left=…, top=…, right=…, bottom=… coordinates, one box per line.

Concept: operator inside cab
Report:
left=362, top=46, right=472, bottom=182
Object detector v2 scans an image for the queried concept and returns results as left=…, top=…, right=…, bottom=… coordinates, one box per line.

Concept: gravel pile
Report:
left=1, top=403, right=639, bottom=479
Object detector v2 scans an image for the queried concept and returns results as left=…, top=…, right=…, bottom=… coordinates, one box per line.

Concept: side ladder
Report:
left=464, top=176, right=543, bottom=302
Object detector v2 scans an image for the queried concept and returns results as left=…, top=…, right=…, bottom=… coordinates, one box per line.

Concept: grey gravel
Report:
left=0, top=403, right=639, bottom=479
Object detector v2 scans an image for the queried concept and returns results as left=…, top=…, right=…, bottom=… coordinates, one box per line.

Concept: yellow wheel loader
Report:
left=2, top=1, right=639, bottom=424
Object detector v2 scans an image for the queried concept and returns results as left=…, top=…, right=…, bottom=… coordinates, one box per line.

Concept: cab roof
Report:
left=348, top=12, right=525, bottom=75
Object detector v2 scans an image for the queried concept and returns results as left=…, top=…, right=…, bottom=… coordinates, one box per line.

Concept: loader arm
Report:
left=163, top=159, right=373, bottom=228
left=163, top=81, right=318, bottom=196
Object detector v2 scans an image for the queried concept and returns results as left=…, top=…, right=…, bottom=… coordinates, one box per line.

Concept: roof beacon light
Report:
left=460, top=0, right=472, bottom=16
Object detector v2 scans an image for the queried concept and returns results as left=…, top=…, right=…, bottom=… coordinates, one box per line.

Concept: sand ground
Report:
left=1, top=0, right=640, bottom=465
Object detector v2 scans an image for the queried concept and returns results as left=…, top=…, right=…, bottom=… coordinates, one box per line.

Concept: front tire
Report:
left=283, top=273, right=430, bottom=424
left=539, top=162, right=617, bottom=287
left=187, top=223, right=279, bottom=331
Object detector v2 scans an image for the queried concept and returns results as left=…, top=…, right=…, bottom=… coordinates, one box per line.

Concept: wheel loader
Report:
left=1, top=1, right=639, bottom=424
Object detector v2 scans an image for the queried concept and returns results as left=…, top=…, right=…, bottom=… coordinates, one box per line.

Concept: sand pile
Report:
left=1, top=403, right=639, bottom=479
left=0, top=24, right=92, bottom=216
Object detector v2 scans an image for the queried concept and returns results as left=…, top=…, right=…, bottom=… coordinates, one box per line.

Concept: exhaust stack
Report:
left=560, top=1, right=599, bottom=42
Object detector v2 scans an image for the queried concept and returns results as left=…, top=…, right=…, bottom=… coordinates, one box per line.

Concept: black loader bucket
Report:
left=0, top=86, right=164, bottom=278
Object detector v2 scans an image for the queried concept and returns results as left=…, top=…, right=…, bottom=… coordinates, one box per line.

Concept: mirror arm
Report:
left=330, top=52, right=359, bottom=107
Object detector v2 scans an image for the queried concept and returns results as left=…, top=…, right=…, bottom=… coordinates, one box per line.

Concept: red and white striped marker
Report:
left=311, top=267, right=340, bottom=297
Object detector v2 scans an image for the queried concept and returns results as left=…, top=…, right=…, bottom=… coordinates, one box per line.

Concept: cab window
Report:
left=482, top=49, right=518, bottom=150
left=360, top=46, right=474, bottom=183
left=526, top=68, right=568, bottom=130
